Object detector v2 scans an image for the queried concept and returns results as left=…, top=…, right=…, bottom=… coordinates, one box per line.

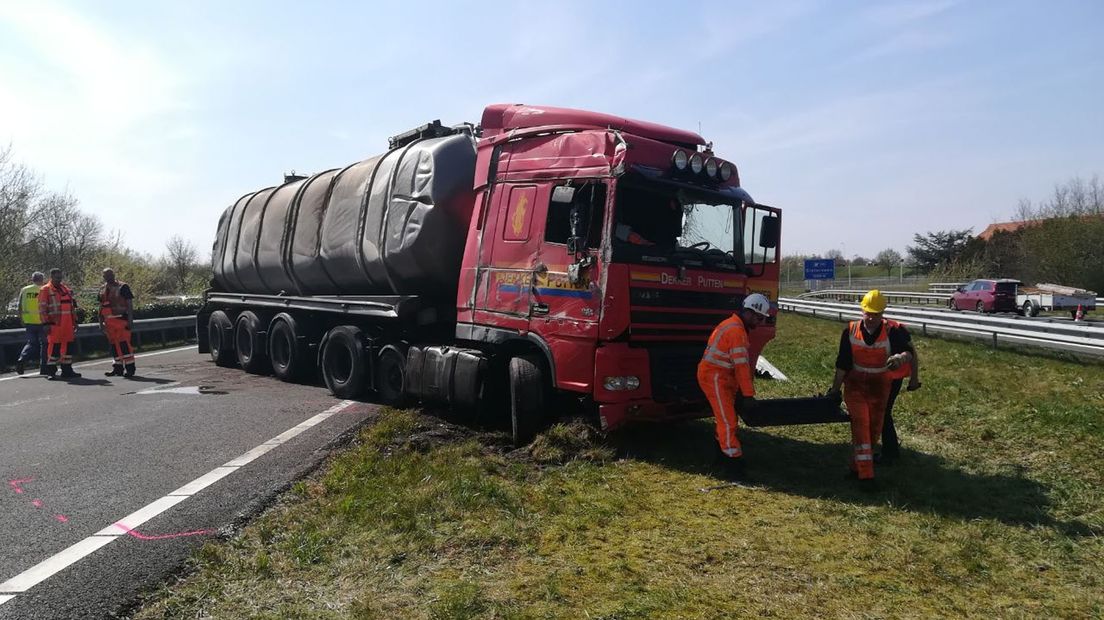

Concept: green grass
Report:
left=134, top=314, right=1104, bottom=619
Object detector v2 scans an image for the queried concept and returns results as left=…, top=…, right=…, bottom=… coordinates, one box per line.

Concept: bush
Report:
left=0, top=299, right=201, bottom=330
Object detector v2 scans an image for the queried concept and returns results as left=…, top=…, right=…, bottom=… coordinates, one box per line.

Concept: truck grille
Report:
left=629, top=287, right=740, bottom=343
left=647, top=345, right=706, bottom=403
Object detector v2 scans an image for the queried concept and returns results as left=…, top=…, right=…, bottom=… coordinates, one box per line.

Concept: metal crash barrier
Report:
left=0, top=316, right=195, bottom=369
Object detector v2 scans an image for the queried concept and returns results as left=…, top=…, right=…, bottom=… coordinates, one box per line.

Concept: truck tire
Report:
left=321, top=325, right=367, bottom=399
left=376, top=345, right=409, bottom=407
left=1022, top=300, right=1038, bottom=317
left=207, top=311, right=236, bottom=366
left=268, top=313, right=308, bottom=382
left=234, top=311, right=268, bottom=374
left=508, top=353, right=548, bottom=446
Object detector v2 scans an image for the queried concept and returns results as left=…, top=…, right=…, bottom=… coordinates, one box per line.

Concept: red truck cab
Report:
left=456, top=104, right=781, bottom=431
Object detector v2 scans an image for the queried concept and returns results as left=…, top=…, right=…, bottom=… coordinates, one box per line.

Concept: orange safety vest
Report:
left=699, top=314, right=756, bottom=396
left=847, top=319, right=910, bottom=380
left=99, top=281, right=130, bottom=318
left=38, top=282, right=75, bottom=325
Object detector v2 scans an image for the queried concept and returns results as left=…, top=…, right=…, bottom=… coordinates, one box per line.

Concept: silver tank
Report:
left=212, top=132, right=477, bottom=297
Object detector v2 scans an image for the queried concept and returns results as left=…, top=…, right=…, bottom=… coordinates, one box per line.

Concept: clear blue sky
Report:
left=1, top=0, right=1101, bottom=260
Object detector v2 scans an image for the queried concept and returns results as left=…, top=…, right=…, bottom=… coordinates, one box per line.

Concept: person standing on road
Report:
left=826, top=290, right=914, bottom=488
left=15, top=271, right=48, bottom=375
left=98, top=268, right=136, bottom=378
left=38, top=268, right=81, bottom=380
left=697, top=293, right=772, bottom=480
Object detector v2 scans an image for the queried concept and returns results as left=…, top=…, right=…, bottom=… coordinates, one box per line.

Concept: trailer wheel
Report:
left=207, top=311, right=236, bottom=366
left=268, top=313, right=308, bottom=382
left=321, top=326, right=366, bottom=399
left=234, top=311, right=268, bottom=374
left=1022, top=300, right=1038, bottom=317
left=376, top=345, right=409, bottom=407
left=508, top=353, right=548, bottom=446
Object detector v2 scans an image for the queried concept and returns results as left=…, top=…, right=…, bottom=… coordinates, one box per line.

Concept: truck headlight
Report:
left=719, top=161, right=734, bottom=181
left=689, top=153, right=704, bottom=174
left=603, top=376, right=641, bottom=391
left=672, top=150, right=688, bottom=171
left=705, top=158, right=718, bottom=178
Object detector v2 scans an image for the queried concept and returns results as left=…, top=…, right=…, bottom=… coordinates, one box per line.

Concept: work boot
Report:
left=15, top=360, right=25, bottom=375
left=123, top=363, right=136, bottom=378
left=59, top=365, right=81, bottom=379
left=874, top=451, right=899, bottom=466
left=42, top=364, right=57, bottom=379
left=720, top=457, right=747, bottom=481
left=105, top=364, right=124, bottom=377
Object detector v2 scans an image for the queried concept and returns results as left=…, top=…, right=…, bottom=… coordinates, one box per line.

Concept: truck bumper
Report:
left=598, top=400, right=710, bottom=432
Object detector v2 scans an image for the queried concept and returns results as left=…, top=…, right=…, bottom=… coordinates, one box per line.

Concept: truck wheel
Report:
left=376, top=345, right=409, bottom=407
left=321, top=326, right=366, bottom=399
left=208, top=311, right=235, bottom=366
left=1022, top=300, right=1038, bottom=317
left=508, top=354, right=548, bottom=446
left=234, top=311, right=268, bottom=374
left=268, top=314, right=308, bottom=382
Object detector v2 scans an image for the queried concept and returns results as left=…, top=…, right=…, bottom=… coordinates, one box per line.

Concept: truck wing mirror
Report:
left=758, top=216, right=780, bottom=249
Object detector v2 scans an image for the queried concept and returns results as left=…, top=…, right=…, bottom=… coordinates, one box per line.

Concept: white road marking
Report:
left=0, top=399, right=357, bottom=607
left=0, top=536, right=118, bottom=594
left=0, top=345, right=197, bottom=383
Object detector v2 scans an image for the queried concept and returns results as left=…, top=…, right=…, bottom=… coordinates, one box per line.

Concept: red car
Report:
left=950, top=279, right=1020, bottom=313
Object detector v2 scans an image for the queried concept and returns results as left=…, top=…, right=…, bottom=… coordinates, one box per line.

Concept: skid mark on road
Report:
left=0, top=399, right=358, bottom=607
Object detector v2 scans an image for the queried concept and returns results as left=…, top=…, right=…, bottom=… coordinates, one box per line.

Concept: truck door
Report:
left=529, top=181, right=606, bottom=324
left=475, top=183, right=540, bottom=331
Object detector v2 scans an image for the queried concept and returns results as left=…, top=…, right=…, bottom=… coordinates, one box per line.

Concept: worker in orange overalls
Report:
left=828, top=290, right=913, bottom=489
left=98, top=268, right=136, bottom=378
left=697, top=293, right=772, bottom=480
left=38, top=268, right=82, bottom=380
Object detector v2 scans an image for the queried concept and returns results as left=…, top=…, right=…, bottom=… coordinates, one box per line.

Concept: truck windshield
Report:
left=611, top=179, right=742, bottom=269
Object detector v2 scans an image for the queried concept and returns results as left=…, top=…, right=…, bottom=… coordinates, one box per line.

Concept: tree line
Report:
left=785, top=176, right=1103, bottom=293
left=0, top=146, right=209, bottom=312
left=906, top=176, right=1104, bottom=292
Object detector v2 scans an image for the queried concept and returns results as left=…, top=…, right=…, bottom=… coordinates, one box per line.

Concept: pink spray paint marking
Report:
left=9, top=477, right=70, bottom=524
left=114, top=523, right=213, bottom=541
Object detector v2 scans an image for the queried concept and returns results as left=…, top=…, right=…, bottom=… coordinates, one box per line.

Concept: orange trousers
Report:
left=698, top=367, right=742, bottom=458
left=102, top=316, right=135, bottom=365
left=843, top=377, right=892, bottom=479
left=46, top=316, right=76, bottom=365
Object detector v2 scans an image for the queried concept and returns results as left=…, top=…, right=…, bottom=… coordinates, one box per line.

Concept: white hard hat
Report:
left=743, top=293, right=771, bottom=318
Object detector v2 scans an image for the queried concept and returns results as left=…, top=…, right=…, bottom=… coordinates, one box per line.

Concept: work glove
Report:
left=825, top=387, right=842, bottom=403
left=907, top=378, right=922, bottom=392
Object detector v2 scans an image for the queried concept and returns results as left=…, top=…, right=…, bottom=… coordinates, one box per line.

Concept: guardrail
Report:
left=798, top=289, right=950, bottom=305
left=778, top=297, right=1104, bottom=358
left=0, top=316, right=195, bottom=368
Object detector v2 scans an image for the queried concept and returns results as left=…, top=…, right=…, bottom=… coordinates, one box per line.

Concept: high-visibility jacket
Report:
left=699, top=314, right=756, bottom=396
left=38, top=282, right=76, bottom=326
left=846, top=319, right=911, bottom=380
left=99, top=281, right=131, bottom=318
left=20, top=283, right=42, bottom=325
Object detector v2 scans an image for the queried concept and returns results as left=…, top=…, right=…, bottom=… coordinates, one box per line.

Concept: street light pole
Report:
left=848, top=256, right=853, bottom=288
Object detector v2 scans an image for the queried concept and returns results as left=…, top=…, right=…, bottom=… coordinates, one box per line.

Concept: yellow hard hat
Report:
left=860, top=289, right=887, bottom=313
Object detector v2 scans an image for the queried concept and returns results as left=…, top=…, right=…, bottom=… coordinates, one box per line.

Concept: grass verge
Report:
left=134, top=313, right=1103, bottom=619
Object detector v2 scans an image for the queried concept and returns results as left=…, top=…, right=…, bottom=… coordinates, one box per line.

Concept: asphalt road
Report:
left=0, top=347, right=378, bottom=619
